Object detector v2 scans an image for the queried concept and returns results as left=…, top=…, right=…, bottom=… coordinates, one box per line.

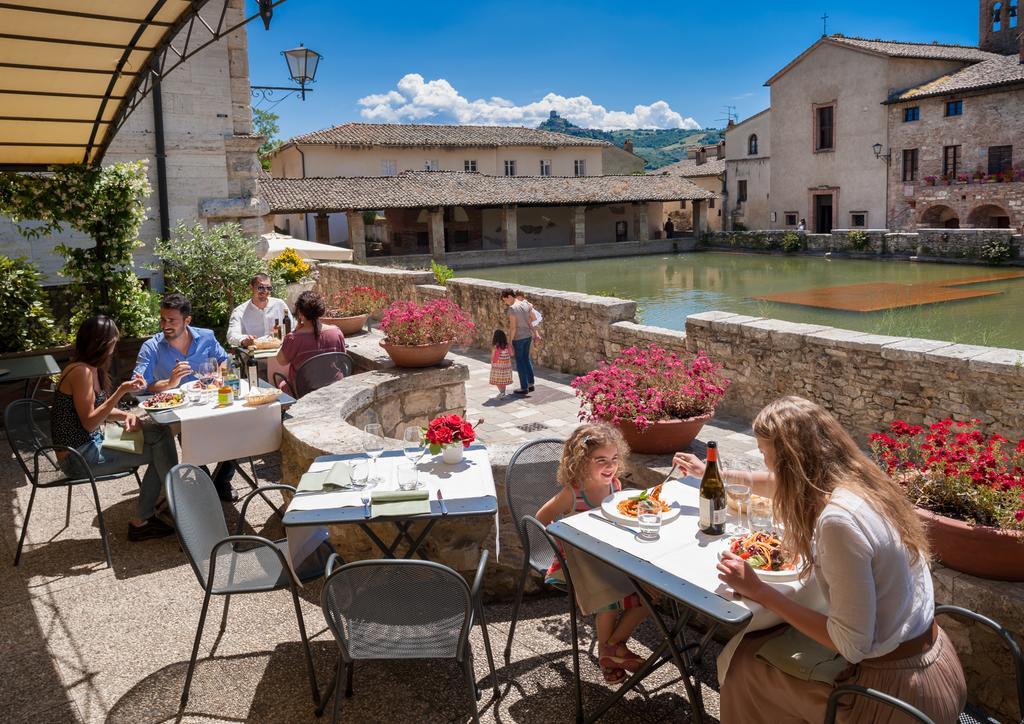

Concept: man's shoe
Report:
left=528, top=385, right=535, bottom=392
left=128, top=516, right=174, bottom=542
left=513, top=389, right=529, bottom=395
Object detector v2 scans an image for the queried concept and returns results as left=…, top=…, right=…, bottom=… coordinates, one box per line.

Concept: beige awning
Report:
left=257, top=232, right=352, bottom=262
left=0, top=1, right=281, bottom=170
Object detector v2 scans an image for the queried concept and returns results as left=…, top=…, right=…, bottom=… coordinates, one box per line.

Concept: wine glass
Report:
left=403, top=426, right=426, bottom=473
left=363, top=423, right=385, bottom=485
left=726, top=482, right=752, bottom=534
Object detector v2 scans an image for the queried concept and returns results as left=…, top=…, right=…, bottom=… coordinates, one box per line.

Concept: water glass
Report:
left=185, top=384, right=203, bottom=406
left=636, top=498, right=662, bottom=541
left=750, top=496, right=774, bottom=531
left=363, top=423, right=385, bottom=483
left=726, top=482, right=752, bottom=533
left=403, top=426, right=425, bottom=467
left=350, top=462, right=368, bottom=490
left=396, top=463, right=418, bottom=491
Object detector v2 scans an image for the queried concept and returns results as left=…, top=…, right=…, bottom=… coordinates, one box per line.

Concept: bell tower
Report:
left=979, top=0, right=1020, bottom=55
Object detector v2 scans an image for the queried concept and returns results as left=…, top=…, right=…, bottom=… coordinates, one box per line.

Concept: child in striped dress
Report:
left=536, top=423, right=648, bottom=685
left=488, top=329, right=513, bottom=397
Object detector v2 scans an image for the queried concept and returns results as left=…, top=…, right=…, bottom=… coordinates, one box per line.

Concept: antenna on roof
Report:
left=715, top=105, right=737, bottom=125
left=821, top=11, right=829, bottom=36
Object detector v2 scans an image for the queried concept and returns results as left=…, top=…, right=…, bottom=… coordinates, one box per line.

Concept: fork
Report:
left=361, top=492, right=370, bottom=518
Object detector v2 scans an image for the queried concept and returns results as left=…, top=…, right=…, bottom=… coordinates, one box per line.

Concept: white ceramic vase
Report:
left=441, top=444, right=464, bottom=465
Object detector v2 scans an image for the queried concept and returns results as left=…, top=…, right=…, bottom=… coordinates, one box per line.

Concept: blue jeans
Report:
left=512, top=337, right=534, bottom=391
left=76, top=423, right=178, bottom=519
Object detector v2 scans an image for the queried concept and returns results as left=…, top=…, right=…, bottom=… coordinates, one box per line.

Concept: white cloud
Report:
left=357, top=73, right=701, bottom=130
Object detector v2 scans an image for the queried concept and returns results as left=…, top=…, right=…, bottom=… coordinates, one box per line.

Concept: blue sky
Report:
left=246, top=0, right=981, bottom=139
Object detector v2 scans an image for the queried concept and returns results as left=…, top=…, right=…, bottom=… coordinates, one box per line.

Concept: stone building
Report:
left=653, top=156, right=725, bottom=231
left=269, top=123, right=644, bottom=243
left=723, top=109, right=771, bottom=230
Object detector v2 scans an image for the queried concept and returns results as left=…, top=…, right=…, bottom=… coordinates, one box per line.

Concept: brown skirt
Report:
left=719, top=626, right=966, bottom=724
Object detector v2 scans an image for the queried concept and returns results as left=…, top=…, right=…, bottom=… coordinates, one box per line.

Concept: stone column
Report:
left=429, top=207, right=445, bottom=259
left=347, top=210, right=366, bottom=263
left=637, top=203, right=650, bottom=241
left=503, top=205, right=518, bottom=252
left=573, top=206, right=586, bottom=248
left=315, top=212, right=330, bottom=243
left=692, top=200, right=707, bottom=236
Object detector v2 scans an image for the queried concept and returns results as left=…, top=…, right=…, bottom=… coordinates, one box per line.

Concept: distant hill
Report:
left=537, top=113, right=723, bottom=170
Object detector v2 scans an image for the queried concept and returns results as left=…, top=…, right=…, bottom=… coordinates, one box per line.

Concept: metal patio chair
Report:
left=503, top=438, right=584, bottom=722
left=318, top=552, right=498, bottom=723
left=5, top=398, right=142, bottom=568
left=824, top=604, right=1024, bottom=724
left=273, top=351, right=353, bottom=398
left=165, top=463, right=333, bottom=713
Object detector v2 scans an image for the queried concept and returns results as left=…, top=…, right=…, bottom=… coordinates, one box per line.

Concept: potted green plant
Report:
left=378, top=298, right=475, bottom=368
left=323, top=285, right=387, bottom=335
left=870, top=419, right=1024, bottom=580
left=572, top=344, right=730, bottom=454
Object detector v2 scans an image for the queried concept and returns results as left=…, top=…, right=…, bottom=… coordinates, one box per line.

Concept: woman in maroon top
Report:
left=276, top=291, right=346, bottom=391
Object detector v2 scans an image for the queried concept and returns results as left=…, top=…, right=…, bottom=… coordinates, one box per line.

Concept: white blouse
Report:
left=813, top=488, right=934, bottom=663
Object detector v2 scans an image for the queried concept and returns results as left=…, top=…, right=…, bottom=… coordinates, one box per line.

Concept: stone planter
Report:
left=284, top=280, right=315, bottom=310
left=614, top=412, right=714, bottom=455
left=915, top=507, right=1024, bottom=581
left=379, top=340, right=451, bottom=368
left=441, top=444, right=464, bottom=464
left=323, top=313, right=368, bottom=336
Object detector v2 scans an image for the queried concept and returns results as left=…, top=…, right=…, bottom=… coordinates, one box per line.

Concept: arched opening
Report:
left=1011, top=0, right=1019, bottom=28
left=748, top=134, right=758, bottom=155
left=993, top=2, right=1003, bottom=31
left=920, top=204, right=960, bottom=228
left=967, top=203, right=1012, bottom=228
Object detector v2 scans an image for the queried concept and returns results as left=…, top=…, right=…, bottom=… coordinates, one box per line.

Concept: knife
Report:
left=437, top=489, right=448, bottom=515
left=588, top=512, right=636, bottom=535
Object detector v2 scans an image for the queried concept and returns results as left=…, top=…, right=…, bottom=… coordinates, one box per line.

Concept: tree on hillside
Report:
left=253, top=107, right=283, bottom=170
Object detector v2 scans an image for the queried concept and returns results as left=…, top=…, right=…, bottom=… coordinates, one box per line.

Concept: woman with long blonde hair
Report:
left=674, top=396, right=965, bottom=723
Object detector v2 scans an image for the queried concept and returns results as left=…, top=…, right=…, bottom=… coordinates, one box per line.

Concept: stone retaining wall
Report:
left=316, top=263, right=433, bottom=308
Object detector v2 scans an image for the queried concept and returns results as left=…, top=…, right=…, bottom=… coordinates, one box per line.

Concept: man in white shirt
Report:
left=226, top=273, right=290, bottom=347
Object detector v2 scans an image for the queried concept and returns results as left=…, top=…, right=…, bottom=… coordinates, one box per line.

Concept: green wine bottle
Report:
left=699, top=441, right=727, bottom=535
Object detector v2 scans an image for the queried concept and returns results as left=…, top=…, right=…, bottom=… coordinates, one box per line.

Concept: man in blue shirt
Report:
left=135, top=293, right=235, bottom=500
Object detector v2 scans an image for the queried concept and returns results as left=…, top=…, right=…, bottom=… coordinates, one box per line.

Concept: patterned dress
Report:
left=489, top=345, right=513, bottom=386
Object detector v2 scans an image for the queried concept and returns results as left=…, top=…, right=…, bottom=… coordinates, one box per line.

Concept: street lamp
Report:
left=251, top=43, right=322, bottom=103
left=872, top=143, right=892, bottom=164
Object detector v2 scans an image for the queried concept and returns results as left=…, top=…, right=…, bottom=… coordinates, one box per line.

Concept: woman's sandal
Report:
left=598, top=643, right=645, bottom=673
left=601, top=665, right=626, bottom=685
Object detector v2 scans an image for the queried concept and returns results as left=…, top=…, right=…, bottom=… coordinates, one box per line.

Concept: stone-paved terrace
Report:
left=1, top=349, right=767, bottom=723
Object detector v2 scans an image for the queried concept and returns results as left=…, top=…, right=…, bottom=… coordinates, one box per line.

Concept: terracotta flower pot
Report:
left=613, top=412, right=714, bottom=455
left=380, top=340, right=451, bottom=368
left=323, top=313, right=368, bottom=336
left=915, top=507, right=1024, bottom=581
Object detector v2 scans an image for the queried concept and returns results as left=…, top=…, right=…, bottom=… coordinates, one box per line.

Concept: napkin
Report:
left=102, top=423, right=144, bottom=455
left=370, top=489, right=431, bottom=517
left=297, top=461, right=353, bottom=492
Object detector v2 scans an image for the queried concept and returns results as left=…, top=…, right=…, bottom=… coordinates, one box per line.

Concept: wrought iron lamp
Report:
left=872, top=143, right=892, bottom=164
left=251, top=43, right=322, bottom=102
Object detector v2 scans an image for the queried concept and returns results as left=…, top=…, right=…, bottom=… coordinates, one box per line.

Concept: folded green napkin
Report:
left=297, top=462, right=352, bottom=492
left=755, top=626, right=849, bottom=685
left=102, top=423, right=144, bottom=455
left=370, top=489, right=431, bottom=517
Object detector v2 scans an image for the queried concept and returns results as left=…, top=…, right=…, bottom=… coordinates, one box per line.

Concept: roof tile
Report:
left=286, top=122, right=609, bottom=148
left=891, top=53, right=1024, bottom=100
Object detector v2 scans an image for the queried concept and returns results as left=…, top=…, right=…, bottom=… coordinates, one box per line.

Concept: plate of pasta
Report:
left=601, top=484, right=682, bottom=525
left=719, top=530, right=801, bottom=581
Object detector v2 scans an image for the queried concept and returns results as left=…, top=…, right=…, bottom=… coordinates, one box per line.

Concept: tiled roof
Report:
left=827, top=35, right=999, bottom=62
left=654, top=158, right=726, bottom=177
left=286, top=123, right=610, bottom=148
left=260, top=171, right=715, bottom=213
left=890, top=53, right=1024, bottom=101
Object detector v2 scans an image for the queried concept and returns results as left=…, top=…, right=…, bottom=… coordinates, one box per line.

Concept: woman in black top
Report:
left=52, top=316, right=178, bottom=541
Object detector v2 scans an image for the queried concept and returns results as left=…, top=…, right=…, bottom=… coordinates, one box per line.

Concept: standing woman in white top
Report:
left=226, top=273, right=291, bottom=347
left=674, top=396, right=966, bottom=723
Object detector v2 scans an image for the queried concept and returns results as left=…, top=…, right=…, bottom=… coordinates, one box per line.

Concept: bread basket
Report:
left=244, top=387, right=283, bottom=406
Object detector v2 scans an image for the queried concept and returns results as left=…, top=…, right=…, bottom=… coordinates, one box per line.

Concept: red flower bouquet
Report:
left=424, top=413, right=477, bottom=454
left=870, top=418, right=1024, bottom=533
left=326, top=285, right=387, bottom=317
left=379, top=298, right=475, bottom=347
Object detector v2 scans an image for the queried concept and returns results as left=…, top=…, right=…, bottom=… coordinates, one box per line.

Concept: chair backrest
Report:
left=321, top=559, right=472, bottom=662
left=165, top=464, right=230, bottom=588
left=4, top=399, right=53, bottom=476
left=505, top=438, right=564, bottom=573
left=293, top=352, right=353, bottom=398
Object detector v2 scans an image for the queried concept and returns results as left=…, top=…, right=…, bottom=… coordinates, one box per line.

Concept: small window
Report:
left=463, top=159, right=477, bottom=172
left=850, top=212, right=867, bottom=228
left=902, top=148, right=919, bottom=182
left=785, top=212, right=798, bottom=226
left=944, top=100, right=963, bottom=117
left=424, top=159, right=439, bottom=171
left=574, top=159, right=587, bottom=176
left=748, top=134, right=758, bottom=155
left=942, top=145, right=961, bottom=177
left=504, top=160, right=516, bottom=176
left=737, top=180, right=748, bottom=202
left=381, top=159, right=397, bottom=176
left=988, top=145, right=1013, bottom=174
left=1011, top=0, right=1019, bottom=28
left=709, top=198, right=715, bottom=209
left=903, top=107, right=920, bottom=122
left=539, top=159, right=551, bottom=176
left=993, top=1, right=1003, bottom=30
left=815, top=104, right=834, bottom=151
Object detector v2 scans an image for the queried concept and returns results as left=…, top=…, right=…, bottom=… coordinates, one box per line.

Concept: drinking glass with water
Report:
left=636, top=497, right=662, bottom=541
left=363, top=423, right=385, bottom=484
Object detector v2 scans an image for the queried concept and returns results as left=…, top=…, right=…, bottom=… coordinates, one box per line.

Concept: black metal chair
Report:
left=318, top=551, right=498, bottom=723
left=165, top=463, right=333, bottom=713
left=503, top=438, right=584, bottom=722
left=4, top=398, right=142, bottom=568
left=824, top=604, right=1024, bottom=724
left=273, top=351, right=353, bottom=398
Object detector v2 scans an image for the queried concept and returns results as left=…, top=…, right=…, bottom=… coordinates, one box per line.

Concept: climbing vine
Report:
left=0, top=162, right=157, bottom=337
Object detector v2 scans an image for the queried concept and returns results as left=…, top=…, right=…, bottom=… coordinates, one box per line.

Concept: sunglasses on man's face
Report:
left=256, top=285, right=273, bottom=292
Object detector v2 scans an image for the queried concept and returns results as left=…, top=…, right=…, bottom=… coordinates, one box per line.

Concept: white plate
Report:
left=601, top=487, right=683, bottom=525
left=718, top=535, right=802, bottom=582
left=141, top=396, right=187, bottom=411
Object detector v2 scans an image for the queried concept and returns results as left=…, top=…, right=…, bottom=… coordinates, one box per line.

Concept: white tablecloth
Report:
left=558, top=478, right=826, bottom=683
left=171, top=383, right=282, bottom=466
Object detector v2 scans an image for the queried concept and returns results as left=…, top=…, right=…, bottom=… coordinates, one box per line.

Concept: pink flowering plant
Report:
left=379, top=298, right=475, bottom=346
left=869, top=419, right=1024, bottom=533
left=571, top=344, right=730, bottom=431
left=326, top=285, right=387, bottom=317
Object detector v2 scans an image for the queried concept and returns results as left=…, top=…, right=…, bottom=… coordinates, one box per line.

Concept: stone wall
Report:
left=316, top=263, right=434, bottom=309
left=684, top=311, right=1024, bottom=442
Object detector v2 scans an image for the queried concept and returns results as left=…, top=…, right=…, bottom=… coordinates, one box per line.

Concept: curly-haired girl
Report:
left=536, top=422, right=649, bottom=685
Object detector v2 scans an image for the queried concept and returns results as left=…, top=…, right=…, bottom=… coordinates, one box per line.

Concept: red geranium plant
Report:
left=326, top=285, right=387, bottom=317
left=423, top=413, right=478, bottom=453
left=379, top=298, right=475, bottom=346
left=870, top=418, right=1024, bottom=533
left=571, top=344, right=730, bottom=431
